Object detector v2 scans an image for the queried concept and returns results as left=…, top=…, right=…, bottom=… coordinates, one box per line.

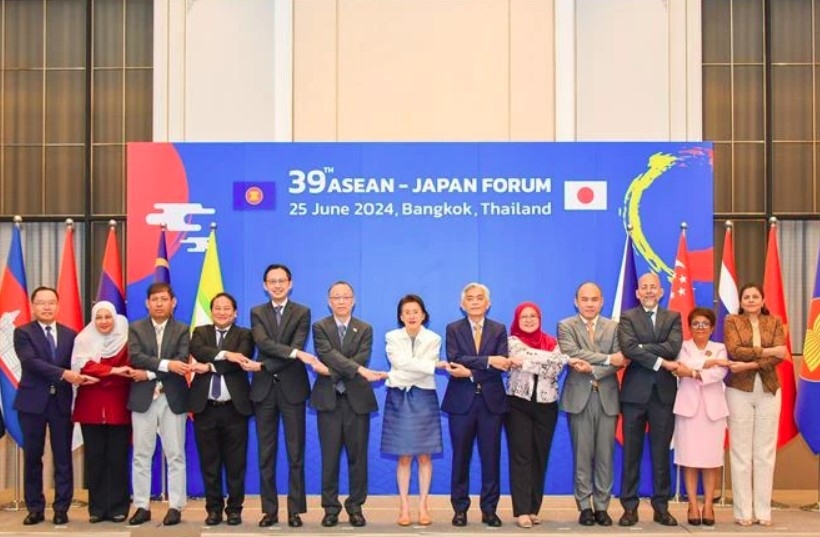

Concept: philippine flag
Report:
left=564, top=181, right=607, bottom=210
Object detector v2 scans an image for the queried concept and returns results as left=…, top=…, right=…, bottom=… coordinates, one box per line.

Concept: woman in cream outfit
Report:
left=723, top=283, right=787, bottom=527
left=381, top=294, right=449, bottom=526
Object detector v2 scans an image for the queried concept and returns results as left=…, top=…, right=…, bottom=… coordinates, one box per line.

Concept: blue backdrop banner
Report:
left=126, top=142, right=714, bottom=497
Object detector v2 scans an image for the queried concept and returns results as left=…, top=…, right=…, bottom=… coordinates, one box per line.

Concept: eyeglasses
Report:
left=329, top=295, right=353, bottom=302
left=265, top=278, right=289, bottom=285
left=691, top=321, right=711, bottom=329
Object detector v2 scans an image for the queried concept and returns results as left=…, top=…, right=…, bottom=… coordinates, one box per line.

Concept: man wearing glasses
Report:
left=311, top=281, right=385, bottom=528
left=247, top=264, right=327, bottom=528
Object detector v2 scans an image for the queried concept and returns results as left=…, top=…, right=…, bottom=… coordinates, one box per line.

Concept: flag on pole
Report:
left=715, top=222, right=739, bottom=343
left=763, top=220, right=798, bottom=449
left=97, top=222, right=126, bottom=315
left=154, top=225, right=171, bottom=284
left=56, top=221, right=83, bottom=332
left=190, top=227, right=224, bottom=330
left=611, top=231, right=639, bottom=322
left=667, top=225, right=695, bottom=340
left=0, top=222, right=30, bottom=446
left=795, top=247, right=820, bottom=454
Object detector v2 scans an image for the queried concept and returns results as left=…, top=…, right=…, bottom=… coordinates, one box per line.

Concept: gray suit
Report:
left=557, top=315, right=620, bottom=512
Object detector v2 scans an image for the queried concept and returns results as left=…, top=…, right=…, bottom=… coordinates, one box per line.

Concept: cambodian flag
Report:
left=715, top=222, right=738, bottom=343
left=611, top=231, right=639, bottom=322
left=97, top=224, right=127, bottom=315
left=795, top=247, right=820, bottom=454
left=0, top=225, right=30, bottom=446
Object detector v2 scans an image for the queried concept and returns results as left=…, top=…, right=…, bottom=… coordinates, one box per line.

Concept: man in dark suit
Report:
left=617, top=272, right=683, bottom=527
left=311, top=281, right=385, bottom=528
left=245, top=264, right=327, bottom=528
left=13, top=286, right=97, bottom=525
left=558, top=282, right=627, bottom=527
left=189, top=292, right=254, bottom=526
left=127, top=282, right=191, bottom=527
left=441, top=282, right=510, bottom=527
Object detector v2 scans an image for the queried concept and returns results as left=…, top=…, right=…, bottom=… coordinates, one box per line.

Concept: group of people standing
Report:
left=11, top=267, right=786, bottom=529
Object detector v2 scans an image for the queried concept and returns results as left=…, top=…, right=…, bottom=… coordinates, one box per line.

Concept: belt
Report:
left=336, top=391, right=347, bottom=397
left=49, top=385, right=57, bottom=395
left=590, top=381, right=600, bottom=392
left=207, top=399, right=232, bottom=407
left=474, top=382, right=483, bottom=395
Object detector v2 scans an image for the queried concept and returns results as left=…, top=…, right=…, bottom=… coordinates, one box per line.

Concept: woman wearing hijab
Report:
left=71, top=301, right=133, bottom=523
left=381, top=294, right=449, bottom=526
left=505, top=302, right=569, bottom=528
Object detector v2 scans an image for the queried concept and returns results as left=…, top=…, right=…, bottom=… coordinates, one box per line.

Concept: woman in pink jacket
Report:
left=672, top=307, right=729, bottom=527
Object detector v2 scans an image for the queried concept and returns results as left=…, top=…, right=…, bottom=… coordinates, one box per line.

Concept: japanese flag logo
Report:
left=564, top=181, right=607, bottom=211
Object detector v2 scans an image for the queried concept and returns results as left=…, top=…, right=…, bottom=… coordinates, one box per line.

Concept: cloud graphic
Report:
left=146, top=203, right=216, bottom=232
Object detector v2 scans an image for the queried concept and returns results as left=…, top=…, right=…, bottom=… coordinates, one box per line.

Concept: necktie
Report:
left=155, top=324, right=164, bottom=356
left=586, top=320, right=596, bottom=346
left=473, top=323, right=482, bottom=353
left=335, top=324, right=347, bottom=394
left=211, top=329, right=228, bottom=399
left=216, top=329, right=227, bottom=349
left=274, top=305, right=283, bottom=326
left=646, top=310, right=655, bottom=328
left=44, top=325, right=57, bottom=361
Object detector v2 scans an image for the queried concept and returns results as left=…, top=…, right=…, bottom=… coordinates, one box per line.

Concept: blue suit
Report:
left=442, top=317, right=508, bottom=514
left=13, top=321, right=77, bottom=513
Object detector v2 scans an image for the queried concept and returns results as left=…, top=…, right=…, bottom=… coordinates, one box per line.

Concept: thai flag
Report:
left=0, top=225, right=30, bottom=446
left=97, top=224, right=127, bottom=315
left=715, top=222, right=738, bottom=342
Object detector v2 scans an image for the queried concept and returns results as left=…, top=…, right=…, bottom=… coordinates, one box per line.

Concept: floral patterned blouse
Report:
left=506, top=336, right=569, bottom=403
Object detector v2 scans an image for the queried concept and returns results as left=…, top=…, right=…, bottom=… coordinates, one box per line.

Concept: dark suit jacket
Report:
left=249, top=301, right=311, bottom=405
left=441, top=317, right=509, bottom=415
left=127, top=317, right=190, bottom=414
left=13, top=322, right=77, bottom=415
left=309, top=316, right=375, bottom=415
left=189, top=323, right=254, bottom=416
left=617, top=306, right=683, bottom=406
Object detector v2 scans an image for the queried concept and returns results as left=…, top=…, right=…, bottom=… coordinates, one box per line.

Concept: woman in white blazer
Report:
left=672, top=307, right=729, bottom=527
left=381, top=295, right=449, bottom=526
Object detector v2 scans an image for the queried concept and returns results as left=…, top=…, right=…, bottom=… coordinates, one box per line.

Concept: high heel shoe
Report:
left=687, top=506, right=701, bottom=526
left=418, top=512, right=432, bottom=526
left=701, top=507, right=715, bottom=526
left=757, top=519, right=772, bottom=527
left=736, top=519, right=753, bottom=527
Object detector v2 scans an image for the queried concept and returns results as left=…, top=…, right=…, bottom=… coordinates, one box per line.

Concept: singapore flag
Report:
left=564, top=181, right=607, bottom=210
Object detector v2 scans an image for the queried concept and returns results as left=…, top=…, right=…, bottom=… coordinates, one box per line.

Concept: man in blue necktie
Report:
left=13, top=286, right=97, bottom=525
left=311, top=281, right=386, bottom=528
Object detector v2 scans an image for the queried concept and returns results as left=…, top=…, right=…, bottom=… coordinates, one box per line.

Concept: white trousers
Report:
left=131, top=394, right=187, bottom=510
left=726, top=375, right=780, bottom=522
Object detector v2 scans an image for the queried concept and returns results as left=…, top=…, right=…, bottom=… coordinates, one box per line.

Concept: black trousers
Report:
left=193, top=402, right=249, bottom=514
left=19, top=400, right=73, bottom=513
left=81, top=424, right=130, bottom=518
left=505, top=397, right=558, bottom=516
left=620, top=384, right=675, bottom=512
left=317, top=395, right=370, bottom=516
left=254, top=387, right=307, bottom=514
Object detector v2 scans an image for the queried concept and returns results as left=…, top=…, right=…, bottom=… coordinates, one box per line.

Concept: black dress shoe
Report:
left=110, top=514, right=127, bottom=523
left=89, top=515, right=104, bottom=524
left=321, top=513, right=339, bottom=527
left=259, top=513, right=278, bottom=527
left=619, top=508, right=638, bottom=526
left=452, top=510, right=467, bottom=527
left=349, top=512, right=367, bottom=527
left=579, top=508, right=595, bottom=526
left=594, top=510, right=613, bottom=526
left=653, top=510, right=678, bottom=527
left=23, top=511, right=44, bottom=525
left=288, top=512, right=303, bottom=527
left=481, top=511, right=502, bottom=527
left=53, top=511, right=69, bottom=525
left=205, top=511, right=223, bottom=525
left=129, top=508, right=151, bottom=525
left=227, top=512, right=242, bottom=526
left=162, top=508, right=182, bottom=526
